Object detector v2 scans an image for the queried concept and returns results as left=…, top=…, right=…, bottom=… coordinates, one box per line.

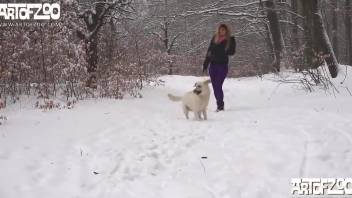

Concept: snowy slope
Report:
left=1, top=68, right=352, bottom=198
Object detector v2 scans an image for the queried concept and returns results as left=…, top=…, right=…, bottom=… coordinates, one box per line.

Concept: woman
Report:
left=203, top=24, right=236, bottom=112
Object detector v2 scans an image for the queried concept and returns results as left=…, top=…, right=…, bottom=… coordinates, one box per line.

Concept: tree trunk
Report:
left=300, top=0, right=338, bottom=78
left=332, top=0, right=339, bottom=60
left=263, top=0, right=284, bottom=72
left=291, top=0, right=300, bottom=50
left=76, top=2, right=107, bottom=89
left=108, top=18, right=116, bottom=66
left=84, top=32, right=99, bottom=89
left=300, top=0, right=314, bottom=68
left=346, top=0, right=352, bottom=65
left=163, top=19, right=173, bottom=75
left=86, top=35, right=98, bottom=76
left=265, top=24, right=275, bottom=61
left=313, top=1, right=339, bottom=78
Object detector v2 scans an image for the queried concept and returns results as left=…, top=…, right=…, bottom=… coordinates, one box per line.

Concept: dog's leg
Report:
left=198, top=112, right=203, bottom=120
left=194, top=112, right=201, bottom=121
left=202, top=110, right=207, bottom=120
left=183, top=105, right=189, bottom=119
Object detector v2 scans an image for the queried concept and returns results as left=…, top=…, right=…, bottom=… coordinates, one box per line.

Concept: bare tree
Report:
left=146, top=0, right=186, bottom=75
left=332, top=0, right=338, bottom=59
left=76, top=0, right=132, bottom=88
left=299, top=0, right=338, bottom=78
left=346, top=0, right=352, bottom=65
left=260, top=0, right=284, bottom=72
left=291, top=0, right=300, bottom=50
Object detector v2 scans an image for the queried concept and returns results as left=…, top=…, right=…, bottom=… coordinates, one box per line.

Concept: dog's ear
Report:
left=204, top=79, right=211, bottom=84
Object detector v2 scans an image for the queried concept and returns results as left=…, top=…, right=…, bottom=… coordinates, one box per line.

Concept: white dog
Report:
left=168, top=79, right=211, bottom=120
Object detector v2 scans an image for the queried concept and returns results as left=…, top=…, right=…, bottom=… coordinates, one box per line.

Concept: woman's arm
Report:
left=226, top=36, right=236, bottom=56
left=203, top=37, right=214, bottom=72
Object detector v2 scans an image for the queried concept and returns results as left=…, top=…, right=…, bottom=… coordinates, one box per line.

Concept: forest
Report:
left=1, top=1, right=352, bottom=197
left=0, top=0, right=351, bottom=103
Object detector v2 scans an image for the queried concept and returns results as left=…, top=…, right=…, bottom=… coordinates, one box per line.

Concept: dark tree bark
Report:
left=291, top=0, right=300, bottom=50
left=262, top=0, right=284, bottom=72
left=332, top=0, right=339, bottom=60
left=265, top=24, right=275, bottom=61
left=107, top=18, right=117, bottom=66
left=300, top=0, right=314, bottom=65
left=300, top=0, right=338, bottom=78
left=346, top=0, right=352, bottom=65
left=161, top=16, right=172, bottom=75
left=77, top=2, right=106, bottom=88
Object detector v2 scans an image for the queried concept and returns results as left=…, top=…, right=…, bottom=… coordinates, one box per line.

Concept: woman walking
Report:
left=203, top=24, right=236, bottom=112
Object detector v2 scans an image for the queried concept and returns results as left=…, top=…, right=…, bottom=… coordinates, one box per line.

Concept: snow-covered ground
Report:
left=1, top=67, right=352, bottom=198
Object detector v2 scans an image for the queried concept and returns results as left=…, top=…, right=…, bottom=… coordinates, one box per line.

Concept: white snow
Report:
left=1, top=68, right=352, bottom=198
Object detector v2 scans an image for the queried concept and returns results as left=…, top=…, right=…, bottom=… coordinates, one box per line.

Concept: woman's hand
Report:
left=202, top=62, right=208, bottom=74
left=202, top=68, right=207, bottom=74
left=202, top=65, right=209, bottom=75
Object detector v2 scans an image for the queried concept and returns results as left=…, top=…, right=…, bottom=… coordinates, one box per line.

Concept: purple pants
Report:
left=209, top=64, right=228, bottom=107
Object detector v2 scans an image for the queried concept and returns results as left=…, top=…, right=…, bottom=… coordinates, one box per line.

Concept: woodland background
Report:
left=0, top=0, right=351, bottom=106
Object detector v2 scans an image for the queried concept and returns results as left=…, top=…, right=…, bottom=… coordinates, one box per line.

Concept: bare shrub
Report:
left=279, top=46, right=338, bottom=93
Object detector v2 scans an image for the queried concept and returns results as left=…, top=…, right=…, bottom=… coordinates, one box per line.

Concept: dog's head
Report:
left=193, top=79, right=211, bottom=95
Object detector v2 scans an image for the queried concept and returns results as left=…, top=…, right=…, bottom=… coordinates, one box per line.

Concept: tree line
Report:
left=0, top=0, right=351, bottom=105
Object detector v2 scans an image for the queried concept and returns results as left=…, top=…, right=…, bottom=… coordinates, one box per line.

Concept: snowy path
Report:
left=1, top=74, right=352, bottom=198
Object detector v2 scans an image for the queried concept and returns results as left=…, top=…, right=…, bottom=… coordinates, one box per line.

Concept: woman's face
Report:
left=219, top=27, right=227, bottom=37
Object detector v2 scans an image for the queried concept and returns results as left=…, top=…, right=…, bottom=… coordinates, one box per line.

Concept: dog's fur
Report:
left=168, top=79, right=211, bottom=120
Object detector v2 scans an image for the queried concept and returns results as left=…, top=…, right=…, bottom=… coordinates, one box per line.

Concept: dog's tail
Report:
left=167, top=94, right=182, bottom=102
